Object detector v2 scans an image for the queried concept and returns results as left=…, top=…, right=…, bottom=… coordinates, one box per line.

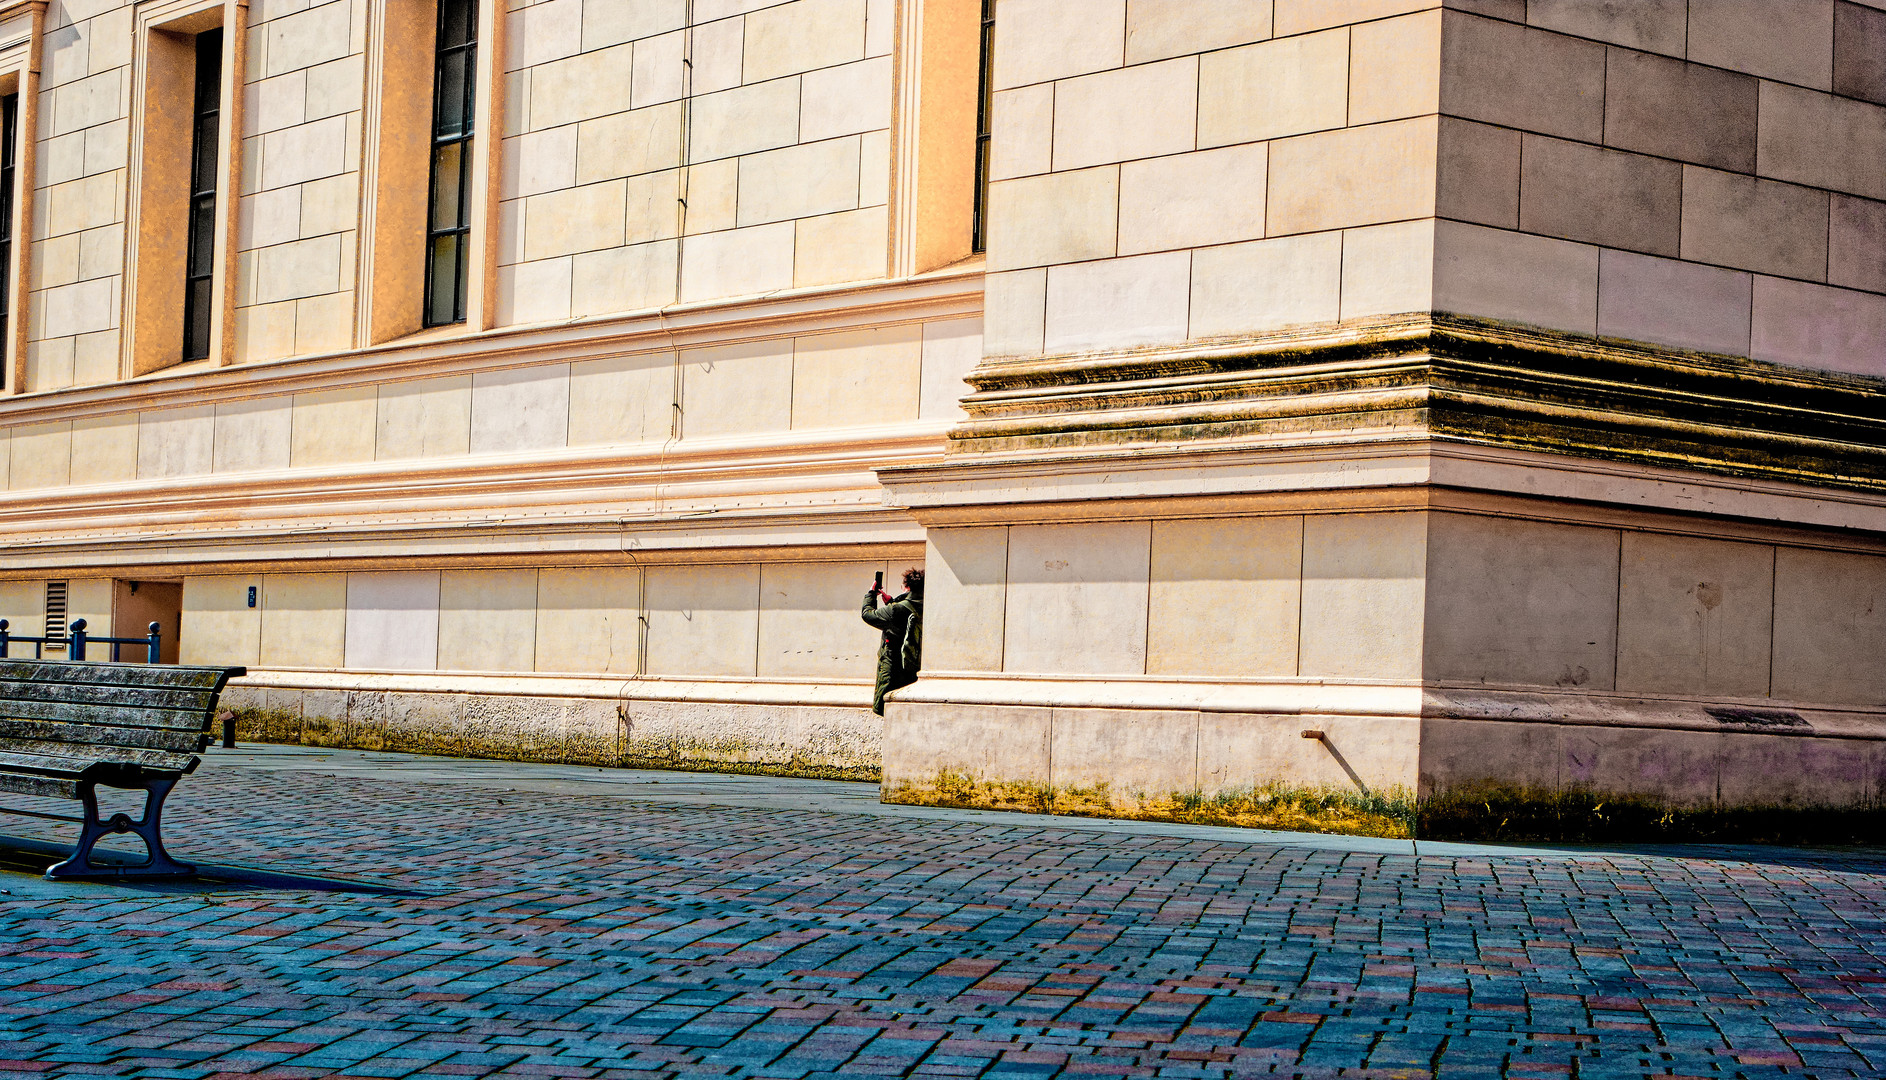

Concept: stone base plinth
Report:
left=219, top=670, right=883, bottom=781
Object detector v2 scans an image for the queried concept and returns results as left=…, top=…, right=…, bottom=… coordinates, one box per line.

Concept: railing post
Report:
left=147, top=622, right=162, bottom=665
left=0, top=619, right=9, bottom=659
left=68, top=619, right=86, bottom=662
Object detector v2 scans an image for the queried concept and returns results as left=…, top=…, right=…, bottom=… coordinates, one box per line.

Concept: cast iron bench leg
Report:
left=47, top=777, right=195, bottom=879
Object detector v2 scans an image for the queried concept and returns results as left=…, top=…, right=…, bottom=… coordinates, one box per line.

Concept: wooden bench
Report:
left=0, top=659, right=247, bottom=879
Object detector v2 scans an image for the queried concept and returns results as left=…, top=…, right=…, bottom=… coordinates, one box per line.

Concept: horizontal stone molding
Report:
left=0, top=271, right=982, bottom=428
left=232, top=668, right=873, bottom=708
left=935, top=313, right=1886, bottom=494
left=897, top=675, right=1886, bottom=740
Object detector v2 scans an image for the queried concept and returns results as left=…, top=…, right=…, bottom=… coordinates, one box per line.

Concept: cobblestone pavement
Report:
left=0, top=747, right=1877, bottom=1078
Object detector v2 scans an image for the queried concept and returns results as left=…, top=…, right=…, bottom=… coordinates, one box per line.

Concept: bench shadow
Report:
left=0, top=833, right=425, bottom=896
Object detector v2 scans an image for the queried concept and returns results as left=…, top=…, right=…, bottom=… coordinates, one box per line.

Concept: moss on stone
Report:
left=1417, top=784, right=1886, bottom=845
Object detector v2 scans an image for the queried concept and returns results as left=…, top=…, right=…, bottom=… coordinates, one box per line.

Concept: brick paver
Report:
left=0, top=759, right=1876, bottom=1078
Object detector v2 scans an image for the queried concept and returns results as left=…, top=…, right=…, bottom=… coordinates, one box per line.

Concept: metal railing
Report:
left=0, top=619, right=162, bottom=663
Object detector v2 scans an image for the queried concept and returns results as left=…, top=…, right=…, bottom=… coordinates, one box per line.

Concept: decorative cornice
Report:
left=941, top=313, right=1886, bottom=494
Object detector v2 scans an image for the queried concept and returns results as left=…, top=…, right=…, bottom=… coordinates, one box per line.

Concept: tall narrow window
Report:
left=182, top=29, right=222, bottom=362
left=0, top=93, right=17, bottom=349
left=425, top=0, right=477, bottom=327
left=971, top=0, right=994, bottom=253
left=43, top=581, right=67, bottom=651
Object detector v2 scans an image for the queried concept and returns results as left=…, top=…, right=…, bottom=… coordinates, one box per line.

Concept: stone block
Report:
left=1203, top=713, right=1420, bottom=797
left=1424, top=513, right=1620, bottom=690
left=1436, top=118, right=1521, bottom=228
left=1274, top=0, right=1431, bottom=36
left=800, top=56, right=891, bottom=142
left=71, top=330, right=120, bottom=387
left=506, top=125, right=577, bottom=199
left=743, top=0, right=866, bottom=82
left=688, top=79, right=801, bottom=164
left=254, top=233, right=344, bottom=304
left=576, top=103, right=682, bottom=185
left=684, top=159, right=739, bottom=234
left=523, top=181, right=627, bottom=261
left=234, top=299, right=295, bottom=363
left=1416, top=718, right=1560, bottom=799
left=298, top=174, right=357, bottom=238
left=631, top=29, right=686, bottom=109
left=1719, top=731, right=1879, bottom=809
left=757, top=560, right=887, bottom=679
left=374, top=375, right=473, bottom=461
left=39, top=278, right=115, bottom=338
left=737, top=138, right=862, bottom=227
left=918, top=317, right=982, bottom=420
left=1118, top=142, right=1266, bottom=256
left=212, top=398, right=292, bottom=474
left=1829, top=195, right=1886, bottom=294
left=262, top=0, right=352, bottom=78
left=535, top=566, right=641, bottom=675
left=680, top=338, right=794, bottom=437
left=1596, top=250, right=1753, bottom=356
left=1615, top=533, right=1774, bottom=698
left=470, top=364, right=571, bottom=454
left=992, top=0, right=1125, bottom=89
left=1043, top=252, right=1191, bottom=352
left=643, top=563, right=761, bottom=678
left=990, top=84, right=1053, bottom=181
left=1518, top=135, right=1681, bottom=257
left=1051, top=708, right=1199, bottom=803
left=304, top=55, right=363, bottom=121
left=1750, top=276, right=1886, bottom=377
left=1198, top=29, right=1349, bottom=148
left=9, top=422, right=71, bottom=490
left=181, top=576, right=263, bottom=668
left=1299, top=512, right=1426, bottom=681
left=1439, top=12, right=1605, bottom=143
left=983, top=268, right=1046, bottom=357
left=1340, top=219, right=1436, bottom=320
left=69, top=415, right=137, bottom=487
left=1126, top=0, right=1271, bottom=64
left=1349, top=10, right=1441, bottom=126
left=679, top=222, right=796, bottom=302
left=1052, top=57, right=1198, bottom=171
left=581, top=0, right=686, bottom=51
left=984, top=166, right=1119, bottom=272
left=1773, top=546, right=1886, bottom=705
left=1004, top=521, right=1152, bottom=676
left=137, top=405, right=214, bottom=480
left=343, top=571, right=441, bottom=671
left=260, top=572, right=347, bottom=670
left=924, top=527, right=1009, bottom=672
left=244, top=187, right=302, bottom=250
left=568, top=351, right=674, bottom=446
left=1188, top=231, right=1343, bottom=339
left=1147, top=517, right=1302, bottom=678
left=1433, top=220, right=1600, bottom=335
left=506, top=0, right=581, bottom=70
left=1603, top=48, right=1758, bottom=173
left=1525, top=0, right=1687, bottom=55
left=1559, top=725, right=1724, bottom=806
left=1688, top=0, right=1834, bottom=91
left=260, top=115, right=348, bottom=190
left=437, top=569, right=539, bottom=673
left=883, top=702, right=1052, bottom=789
left=1268, top=117, right=1438, bottom=235
left=571, top=239, right=679, bottom=317
left=528, top=42, right=634, bottom=130
left=1757, top=81, right=1886, bottom=201
left=291, top=385, right=376, bottom=467
left=792, top=205, right=886, bottom=286
left=1680, top=167, right=1829, bottom=281
left=791, top=323, right=921, bottom=430
left=24, top=340, right=74, bottom=394
left=1835, top=0, right=1886, bottom=106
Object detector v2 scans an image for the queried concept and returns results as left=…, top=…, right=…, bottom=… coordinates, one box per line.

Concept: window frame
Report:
left=181, top=27, right=223, bottom=363
left=423, top=0, right=478, bottom=328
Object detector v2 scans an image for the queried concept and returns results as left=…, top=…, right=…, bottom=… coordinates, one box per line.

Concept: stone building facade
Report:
left=0, top=0, right=1882, bottom=835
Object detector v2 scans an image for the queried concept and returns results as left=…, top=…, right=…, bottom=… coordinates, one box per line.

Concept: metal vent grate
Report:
left=43, top=581, right=67, bottom=651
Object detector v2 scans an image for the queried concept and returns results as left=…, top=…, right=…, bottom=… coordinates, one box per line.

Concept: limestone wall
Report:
left=983, top=0, right=1439, bottom=357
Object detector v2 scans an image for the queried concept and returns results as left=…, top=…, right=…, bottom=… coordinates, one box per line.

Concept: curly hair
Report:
left=902, top=568, right=925, bottom=592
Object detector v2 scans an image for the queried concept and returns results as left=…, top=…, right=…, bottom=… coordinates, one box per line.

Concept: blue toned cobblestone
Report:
left=0, top=753, right=1871, bottom=1077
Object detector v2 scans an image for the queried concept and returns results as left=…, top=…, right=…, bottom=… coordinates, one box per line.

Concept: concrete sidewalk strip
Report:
left=0, top=743, right=1871, bottom=1078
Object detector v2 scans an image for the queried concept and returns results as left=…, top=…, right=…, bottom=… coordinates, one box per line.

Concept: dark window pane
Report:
left=187, top=277, right=213, bottom=358
left=428, top=235, right=461, bottom=326
left=440, top=0, right=474, bottom=50
left=435, top=50, right=468, bottom=137
left=425, top=0, right=478, bottom=326
left=183, top=29, right=223, bottom=361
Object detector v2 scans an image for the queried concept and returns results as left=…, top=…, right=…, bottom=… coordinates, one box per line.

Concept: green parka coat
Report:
left=861, top=589, right=921, bottom=715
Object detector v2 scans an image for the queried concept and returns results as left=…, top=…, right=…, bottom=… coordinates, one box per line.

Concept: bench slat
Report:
left=0, top=772, right=79, bottom=800
left=0, top=683, right=217, bottom=711
left=0, top=699, right=211, bottom=731
left=0, top=740, right=199, bottom=777
left=0, top=661, right=238, bottom=691
left=0, top=718, right=205, bottom=753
